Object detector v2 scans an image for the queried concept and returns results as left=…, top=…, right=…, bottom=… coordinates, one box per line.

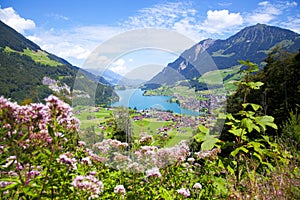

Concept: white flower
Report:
left=177, top=188, right=190, bottom=197
left=193, top=182, right=202, bottom=189
left=114, top=185, right=126, bottom=195
left=146, top=167, right=161, bottom=178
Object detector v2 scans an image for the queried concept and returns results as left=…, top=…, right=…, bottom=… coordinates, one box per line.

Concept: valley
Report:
left=1, top=14, right=300, bottom=199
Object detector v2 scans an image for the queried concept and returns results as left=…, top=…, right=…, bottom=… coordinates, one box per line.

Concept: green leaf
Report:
left=262, top=161, right=274, bottom=171
left=255, top=116, right=278, bottom=131
left=159, top=187, right=172, bottom=199
left=226, top=113, right=235, bottom=121
left=198, top=125, right=209, bottom=135
left=217, top=113, right=227, bottom=119
left=218, top=159, right=225, bottom=169
left=201, top=136, right=219, bottom=151
left=253, top=152, right=263, bottom=162
left=248, top=141, right=265, bottom=153
left=48, top=125, right=55, bottom=138
left=247, top=81, right=264, bottom=89
left=194, top=132, right=206, bottom=143
left=230, top=146, right=249, bottom=157
left=242, top=103, right=262, bottom=111
left=227, top=165, right=234, bottom=174
left=228, top=128, right=243, bottom=137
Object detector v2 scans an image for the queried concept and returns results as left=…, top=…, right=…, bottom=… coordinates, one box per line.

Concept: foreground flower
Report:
left=145, top=167, right=161, bottom=178
left=177, top=188, right=190, bottom=197
left=114, top=185, right=126, bottom=195
left=57, top=152, right=77, bottom=170
left=193, top=182, right=202, bottom=190
left=71, top=175, right=103, bottom=199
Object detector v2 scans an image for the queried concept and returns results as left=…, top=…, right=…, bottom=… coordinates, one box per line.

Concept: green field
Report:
left=198, top=65, right=243, bottom=93
left=4, top=46, right=63, bottom=66
left=75, top=106, right=195, bottom=147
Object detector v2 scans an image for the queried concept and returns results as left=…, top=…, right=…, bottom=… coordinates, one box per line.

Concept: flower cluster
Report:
left=93, top=139, right=128, bottom=154
left=177, top=188, right=190, bottom=197
left=139, top=134, right=153, bottom=145
left=45, top=95, right=80, bottom=133
left=195, top=148, right=221, bottom=160
left=114, top=185, right=126, bottom=195
left=145, top=167, right=161, bottom=178
left=0, top=95, right=80, bottom=149
left=71, top=175, right=103, bottom=199
left=57, top=152, right=77, bottom=170
left=80, top=157, right=92, bottom=166
left=193, top=182, right=202, bottom=190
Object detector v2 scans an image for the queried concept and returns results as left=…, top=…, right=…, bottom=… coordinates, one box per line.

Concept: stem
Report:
left=235, top=152, right=240, bottom=189
left=39, top=136, right=57, bottom=199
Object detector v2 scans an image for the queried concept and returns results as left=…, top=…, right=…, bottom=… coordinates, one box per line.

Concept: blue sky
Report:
left=0, top=0, right=299, bottom=77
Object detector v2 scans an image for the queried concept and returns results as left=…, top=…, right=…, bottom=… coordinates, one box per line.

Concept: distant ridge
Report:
left=146, top=24, right=300, bottom=87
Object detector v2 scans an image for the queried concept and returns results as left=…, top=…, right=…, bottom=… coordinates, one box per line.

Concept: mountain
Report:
left=0, top=20, right=117, bottom=105
left=146, top=24, right=300, bottom=89
left=86, top=68, right=146, bottom=86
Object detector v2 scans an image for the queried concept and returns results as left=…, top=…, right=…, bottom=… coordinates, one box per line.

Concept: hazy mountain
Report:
left=146, top=24, right=300, bottom=88
left=0, top=20, right=117, bottom=105
left=86, top=68, right=146, bottom=86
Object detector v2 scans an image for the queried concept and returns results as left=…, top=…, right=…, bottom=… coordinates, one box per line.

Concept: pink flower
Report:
left=57, top=152, right=77, bottom=170
left=193, top=182, right=202, bottom=190
left=146, top=167, right=161, bottom=178
left=177, top=188, right=190, bottom=197
left=71, top=175, right=103, bottom=199
left=114, top=185, right=126, bottom=195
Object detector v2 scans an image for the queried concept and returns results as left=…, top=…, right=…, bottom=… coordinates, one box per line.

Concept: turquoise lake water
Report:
left=111, top=89, right=199, bottom=116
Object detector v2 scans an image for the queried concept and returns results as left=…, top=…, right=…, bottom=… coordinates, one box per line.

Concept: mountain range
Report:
left=0, top=20, right=117, bottom=105
left=1, top=21, right=300, bottom=104
left=145, top=24, right=300, bottom=89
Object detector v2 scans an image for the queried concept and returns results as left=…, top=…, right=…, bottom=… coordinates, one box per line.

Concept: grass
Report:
left=165, top=128, right=193, bottom=147
left=75, top=106, right=195, bottom=147
left=212, top=49, right=235, bottom=57
left=133, top=119, right=173, bottom=135
left=4, top=46, right=62, bottom=67
left=197, top=65, right=243, bottom=94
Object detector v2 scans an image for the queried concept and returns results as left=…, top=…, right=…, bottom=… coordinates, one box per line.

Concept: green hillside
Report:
left=0, top=20, right=117, bottom=105
left=198, top=65, right=243, bottom=91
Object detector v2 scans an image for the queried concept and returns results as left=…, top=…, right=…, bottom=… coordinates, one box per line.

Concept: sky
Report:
left=0, top=0, right=299, bottom=79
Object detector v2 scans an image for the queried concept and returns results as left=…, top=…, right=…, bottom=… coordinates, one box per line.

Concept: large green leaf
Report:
left=255, top=116, right=278, bottom=131
left=201, top=136, right=219, bottom=151
left=240, top=118, right=260, bottom=133
left=198, top=125, right=209, bottom=135
left=228, top=128, right=243, bottom=137
left=242, top=103, right=262, bottom=111
left=230, top=146, right=249, bottom=157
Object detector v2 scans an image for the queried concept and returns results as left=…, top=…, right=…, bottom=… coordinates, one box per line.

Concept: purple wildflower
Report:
left=71, top=175, right=103, bottom=199
left=146, top=167, right=161, bottom=178
left=177, top=188, right=190, bottom=197
left=114, top=185, right=126, bottom=195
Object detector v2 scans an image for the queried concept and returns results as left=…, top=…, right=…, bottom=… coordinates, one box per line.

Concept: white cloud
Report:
left=201, top=10, right=243, bottom=34
left=258, top=1, right=269, bottom=6
left=122, top=2, right=204, bottom=40
left=110, top=59, right=127, bottom=75
left=26, top=26, right=124, bottom=66
left=286, top=1, right=297, bottom=7
left=47, top=13, right=69, bottom=21
left=0, top=7, right=35, bottom=34
left=245, top=1, right=297, bottom=24
left=218, top=2, right=233, bottom=7
left=280, top=15, right=300, bottom=33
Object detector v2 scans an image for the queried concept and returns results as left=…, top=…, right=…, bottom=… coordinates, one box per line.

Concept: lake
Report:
left=111, top=89, right=200, bottom=116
